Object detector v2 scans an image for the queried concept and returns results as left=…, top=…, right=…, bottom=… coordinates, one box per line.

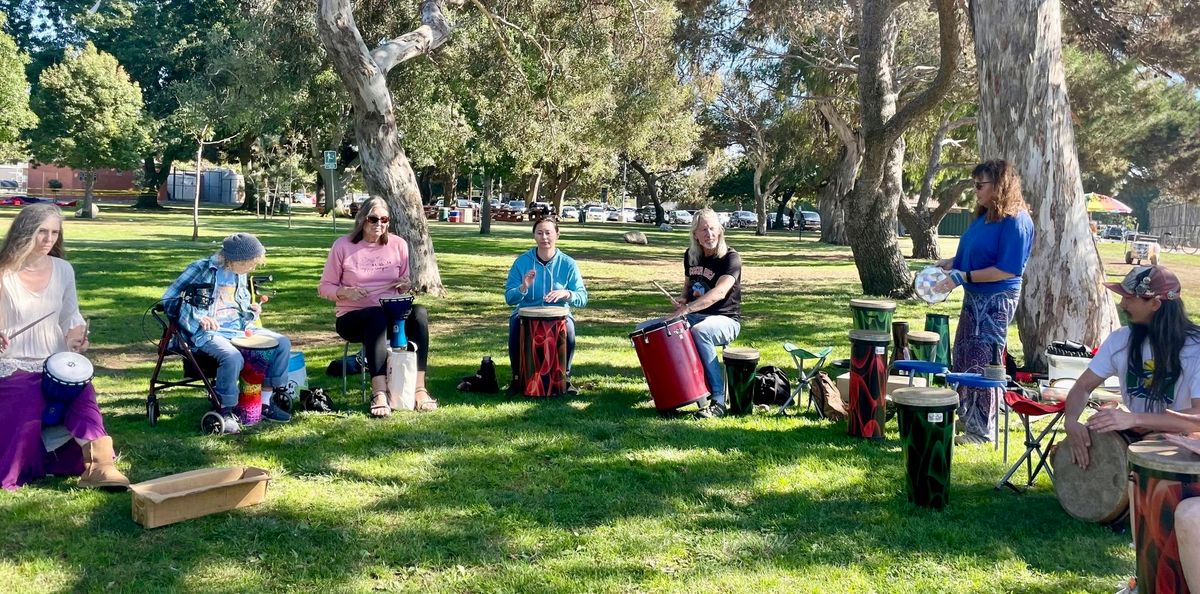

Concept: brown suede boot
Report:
left=78, top=436, right=130, bottom=491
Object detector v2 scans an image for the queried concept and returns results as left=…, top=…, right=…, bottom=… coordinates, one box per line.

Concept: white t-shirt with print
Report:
left=1087, top=326, right=1200, bottom=413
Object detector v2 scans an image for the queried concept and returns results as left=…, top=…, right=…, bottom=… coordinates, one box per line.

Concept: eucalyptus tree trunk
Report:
left=480, top=173, right=493, bottom=234
left=971, top=0, right=1118, bottom=367
left=845, top=0, right=961, bottom=297
left=899, top=116, right=976, bottom=259
left=751, top=160, right=777, bottom=236
left=317, top=0, right=456, bottom=295
left=815, top=104, right=860, bottom=245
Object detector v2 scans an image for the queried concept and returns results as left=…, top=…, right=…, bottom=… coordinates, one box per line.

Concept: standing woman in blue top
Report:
left=934, top=159, right=1035, bottom=445
left=504, top=215, right=588, bottom=394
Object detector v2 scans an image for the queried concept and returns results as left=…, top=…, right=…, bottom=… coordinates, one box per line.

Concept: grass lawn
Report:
left=2, top=206, right=1198, bottom=593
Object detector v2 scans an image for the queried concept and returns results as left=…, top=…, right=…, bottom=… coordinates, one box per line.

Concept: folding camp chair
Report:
left=995, top=384, right=1066, bottom=493
left=782, top=343, right=832, bottom=416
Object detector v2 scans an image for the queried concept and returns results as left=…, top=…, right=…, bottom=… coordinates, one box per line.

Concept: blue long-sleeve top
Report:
left=504, top=248, right=588, bottom=316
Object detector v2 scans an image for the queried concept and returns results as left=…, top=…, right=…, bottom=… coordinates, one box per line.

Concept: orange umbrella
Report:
left=1085, top=192, right=1133, bottom=214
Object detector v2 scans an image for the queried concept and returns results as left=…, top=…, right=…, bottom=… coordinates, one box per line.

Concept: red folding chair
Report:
left=995, top=386, right=1066, bottom=493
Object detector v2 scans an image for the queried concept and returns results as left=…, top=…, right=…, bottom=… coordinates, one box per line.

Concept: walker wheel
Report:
left=146, top=398, right=160, bottom=427
left=200, top=411, right=226, bottom=435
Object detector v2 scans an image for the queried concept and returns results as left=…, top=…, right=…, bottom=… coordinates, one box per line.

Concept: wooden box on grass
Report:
left=131, top=467, right=270, bottom=529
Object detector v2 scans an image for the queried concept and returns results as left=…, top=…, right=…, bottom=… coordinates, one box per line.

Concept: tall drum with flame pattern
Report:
left=848, top=329, right=890, bottom=440
left=517, top=306, right=569, bottom=397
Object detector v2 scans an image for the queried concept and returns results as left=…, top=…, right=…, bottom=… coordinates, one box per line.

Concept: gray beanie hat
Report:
left=221, top=233, right=265, bottom=262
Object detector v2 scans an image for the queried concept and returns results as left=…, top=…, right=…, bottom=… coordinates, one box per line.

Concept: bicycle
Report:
left=1160, top=231, right=1200, bottom=255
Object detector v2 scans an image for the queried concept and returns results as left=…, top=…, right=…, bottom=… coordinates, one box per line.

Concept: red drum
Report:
left=518, top=306, right=569, bottom=397
left=848, top=329, right=890, bottom=440
left=1129, top=440, right=1200, bottom=594
left=630, top=318, right=710, bottom=414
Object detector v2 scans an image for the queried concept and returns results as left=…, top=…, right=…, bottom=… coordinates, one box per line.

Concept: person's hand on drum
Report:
left=199, top=316, right=219, bottom=331
left=1065, top=418, right=1092, bottom=469
left=932, top=269, right=966, bottom=294
left=520, top=270, right=536, bottom=293
left=544, top=289, right=572, bottom=303
left=394, top=277, right=412, bottom=294
left=1087, top=407, right=1138, bottom=433
left=935, top=258, right=953, bottom=271
left=0, top=331, right=9, bottom=354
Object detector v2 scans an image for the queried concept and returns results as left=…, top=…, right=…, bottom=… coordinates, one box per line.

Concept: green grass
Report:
left=3, top=207, right=1191, bottom=593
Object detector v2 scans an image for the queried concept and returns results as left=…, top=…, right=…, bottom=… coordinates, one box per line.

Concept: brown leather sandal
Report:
left=414, top=387, right=438, bottom=412
left=369, top=391, right=391, bottom=418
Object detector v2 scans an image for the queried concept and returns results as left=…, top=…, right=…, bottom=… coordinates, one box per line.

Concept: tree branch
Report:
left=368, top=0, right=462, bottom=75
left=916, top=115, right=975, bottom=210
left=881, top=0, right=962, bottom=143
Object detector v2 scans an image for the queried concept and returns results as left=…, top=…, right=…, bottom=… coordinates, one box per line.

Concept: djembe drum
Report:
left=849, top=299, right=896, bottom=332
left=517, top=306, right=570, bottom=397
left=891, top=387, right=959, bottom=509
left=924, top=313, right=952, bottom=368
left=1050, top=429, right=1131, bottom=526
left=41, top=352, right=95, bottom=426
left=231, top=334, right=278, bottom=426
left=1129, top=440, right=1200, bottom=594
left=379, top=296, right=415, bottom=349
left=848, top=329, right=890, bottom=440
left=722, top=347, right=760, bottom=416
left=629, top=318, right=710, bottom=414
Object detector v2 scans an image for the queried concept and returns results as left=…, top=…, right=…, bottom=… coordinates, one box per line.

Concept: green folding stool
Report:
left=782, top=343, right=833, bottom=416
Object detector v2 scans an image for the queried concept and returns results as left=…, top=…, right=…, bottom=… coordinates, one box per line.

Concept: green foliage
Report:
left=0, top=12, right=36, bottom=160
left=29, top=42, right=150, bottom=172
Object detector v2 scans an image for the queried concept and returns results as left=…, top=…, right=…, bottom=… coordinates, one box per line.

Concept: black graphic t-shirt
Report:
left=683, top=249, right=742, bottom=320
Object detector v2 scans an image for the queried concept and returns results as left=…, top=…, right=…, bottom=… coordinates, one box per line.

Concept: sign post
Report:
left=323, top=151, right=337, bottom=233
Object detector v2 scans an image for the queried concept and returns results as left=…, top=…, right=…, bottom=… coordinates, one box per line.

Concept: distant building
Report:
left=165, top=168, right=243, bottom=204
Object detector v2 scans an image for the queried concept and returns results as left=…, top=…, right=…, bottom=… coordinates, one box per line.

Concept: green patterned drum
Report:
left=908, top=331, right=941, bottom=363
left=850, top=299, right=896, bottom=332
left=892, top=387, right=958, bottom=510
left=924, top=313, right=951, bottom=368
left=722, top=347, right=760, bottom=416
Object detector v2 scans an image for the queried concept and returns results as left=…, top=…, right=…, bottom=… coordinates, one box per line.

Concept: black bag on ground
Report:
left=325, top=355, right=362, bottom=377
left=457, top=356, right=500, bottom=393
left=751, top=365, right=791, bottom=406
left=299, top=387, right=335, bottom=412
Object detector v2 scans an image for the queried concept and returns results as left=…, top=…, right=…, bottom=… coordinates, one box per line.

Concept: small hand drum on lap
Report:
left=42, top=352, right=94, bottom=426
left=1050, top=429, right=1130, bottom=525
left=231, top=334, right=279, bottom=425
left=517, top=306, right=569, bottom=397
left=379, top=296, right=415, bottom=349
left=914, top=266, right=952, bottom=304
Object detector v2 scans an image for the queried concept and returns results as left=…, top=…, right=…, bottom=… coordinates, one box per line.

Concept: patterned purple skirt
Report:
left=952, top=288, right=1021, bottom=441
left=0, top=371, right=108, bottom=490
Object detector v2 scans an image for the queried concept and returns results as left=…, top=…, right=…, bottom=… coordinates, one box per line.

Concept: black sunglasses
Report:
left=367, top=215, right=390, bottom=224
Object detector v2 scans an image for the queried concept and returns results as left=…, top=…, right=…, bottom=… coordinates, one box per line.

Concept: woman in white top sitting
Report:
left=0, top=203, right=129, bottom=490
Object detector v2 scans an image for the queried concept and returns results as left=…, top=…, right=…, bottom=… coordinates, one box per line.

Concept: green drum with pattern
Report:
left=907, top=331, right=941, bottom=363
left=924, top=313, right=952, bottom=368
left=892, top=387, right=958, bottom=510
left=850, top=299, right=896, bottom=332
left=722, top=347, right=760, bottom=416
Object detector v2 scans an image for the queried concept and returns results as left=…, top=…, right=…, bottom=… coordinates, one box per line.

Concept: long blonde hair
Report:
left=0, top=203, right=66, bottom=274
left=687, top=208, right=728, bottom=266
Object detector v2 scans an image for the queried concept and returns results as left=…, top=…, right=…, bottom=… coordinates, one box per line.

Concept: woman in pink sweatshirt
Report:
left=319, top=197, right=437, bottom=417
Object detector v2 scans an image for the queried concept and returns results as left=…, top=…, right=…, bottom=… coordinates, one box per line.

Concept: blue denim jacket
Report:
left=162, top=256, right=254, bottom=348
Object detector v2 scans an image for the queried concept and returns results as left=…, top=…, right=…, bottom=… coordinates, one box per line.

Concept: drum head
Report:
left=1051, top=430, right=1129, bottom=523
left=379, top=296, right=415, bottom=317
left=44, top=352, right=93, bottom=381
left=914, top=266, right=952, bottom=304
left=520, top=306, right=568, bottom=319
left=907, top=330, right=941, bottom=345
left=1129, top=440, right=1200, bottom=475
left=231, top=334, right=279, bottom=350
left=890, top=386, right=958, bottom=407
left=849, top=299, right=896, bottom=311
left=722, top=347, right=760, bottom=361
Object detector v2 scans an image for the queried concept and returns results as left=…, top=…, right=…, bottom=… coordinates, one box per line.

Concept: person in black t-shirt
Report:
left=637, top=208, right=742, bottom=418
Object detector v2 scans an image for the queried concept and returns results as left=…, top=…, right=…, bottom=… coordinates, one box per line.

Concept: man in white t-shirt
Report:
left=1064, top=265, right=1200, bottom=469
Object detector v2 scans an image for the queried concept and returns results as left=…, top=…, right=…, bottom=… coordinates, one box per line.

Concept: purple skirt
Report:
left=0, top=371, right=108, bottom=490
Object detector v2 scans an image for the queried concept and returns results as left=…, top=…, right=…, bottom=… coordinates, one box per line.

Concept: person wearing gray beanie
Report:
left=161, top=232, right=293, bottom=431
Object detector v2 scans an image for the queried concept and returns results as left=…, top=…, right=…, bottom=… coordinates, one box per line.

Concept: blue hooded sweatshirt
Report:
left=504, top=248, right=588, bottom=315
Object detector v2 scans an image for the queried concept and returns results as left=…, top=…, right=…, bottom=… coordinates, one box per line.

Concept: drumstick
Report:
left=3, top=311, right=56, bottom=341
left=650, top=280, right=677, bottom=304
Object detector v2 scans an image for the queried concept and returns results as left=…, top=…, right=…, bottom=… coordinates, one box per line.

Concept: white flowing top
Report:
left=0, top=258, right=85, bottom=378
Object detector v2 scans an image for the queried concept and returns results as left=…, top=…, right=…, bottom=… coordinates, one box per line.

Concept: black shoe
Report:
left=693, top=403, right=726, bottom=419
left=505, top=381, right=522, bottom=397
left=261, top=403, right=292, bottom=423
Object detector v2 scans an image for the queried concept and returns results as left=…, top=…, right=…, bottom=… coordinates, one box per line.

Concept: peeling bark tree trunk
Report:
left=317, top=0, right=454, bottom=295
left=972, top=0, right=1118, bottom=368
left=752, top=160, right=778, bottom=236
left=816, top=104, right=861, bottom=245
left=525, top=170, right=542, bottom=204
left=846, top=0, right=961, bottom=297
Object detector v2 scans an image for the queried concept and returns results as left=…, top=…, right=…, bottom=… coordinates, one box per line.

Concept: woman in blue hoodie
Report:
left=505, top=215, right=588, bottom=394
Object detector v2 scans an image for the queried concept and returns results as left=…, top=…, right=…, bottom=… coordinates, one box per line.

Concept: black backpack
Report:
left=752, top=366, right=792, bottom=406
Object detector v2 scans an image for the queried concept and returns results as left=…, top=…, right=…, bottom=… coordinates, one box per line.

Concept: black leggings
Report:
left=336, top=305, right=430, bottom=377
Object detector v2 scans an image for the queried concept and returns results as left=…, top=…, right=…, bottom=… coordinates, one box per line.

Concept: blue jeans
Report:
left=197, top=329, right=292, bottom=408
left=636, top=314, right=741, bottom=407
left=508, top=312, right=576, bottom=381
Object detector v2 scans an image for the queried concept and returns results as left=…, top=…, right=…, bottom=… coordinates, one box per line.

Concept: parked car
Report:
left=0, top=195, right=27, bottom=206
left=1100, top=225, right=1126, bottom=240
left=529, top=201, right=552, bottom=216
left=731, top=210, right=758, bottom=228
left=671, top=210, right=694, bottom=225
left=716, top=211, right=732, bottom=228
left=635, top=205, right=655, bottom=223
left=800, top=211, right=821, bottom=231
left=561, top=205, right=579, bottom=219
left=507, top=199, right=527, bottom=211
left=585, top=206, right=606, bottom=222
left=606, top=207, right=620, bottom=222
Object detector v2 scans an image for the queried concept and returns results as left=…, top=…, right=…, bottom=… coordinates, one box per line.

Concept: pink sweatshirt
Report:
left=318, top=234, right=410, bottom=317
